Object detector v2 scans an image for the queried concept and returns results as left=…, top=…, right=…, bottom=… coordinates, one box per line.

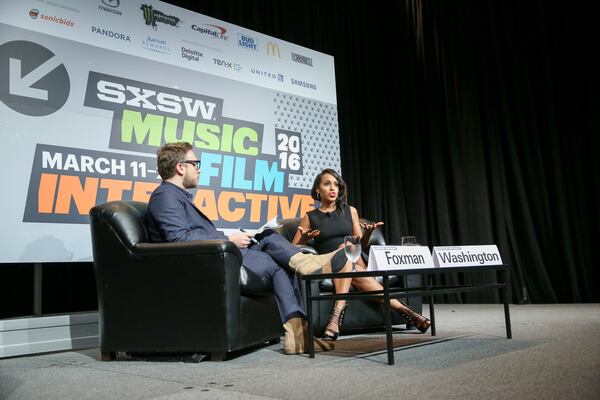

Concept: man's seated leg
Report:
left=242, top=249, right=303, bottom=322
left=254, top=230, right=338, bottom=275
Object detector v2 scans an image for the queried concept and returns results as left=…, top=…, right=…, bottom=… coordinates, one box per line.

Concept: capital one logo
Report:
left=266, top=42, right=281, bottom=58
left=0, top=41, right=70, bottom=116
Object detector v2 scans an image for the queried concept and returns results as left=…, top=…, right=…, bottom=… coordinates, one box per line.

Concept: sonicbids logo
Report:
left=29, top=9, right=75, bottom=27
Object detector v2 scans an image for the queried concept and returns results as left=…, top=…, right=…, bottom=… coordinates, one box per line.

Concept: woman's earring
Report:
left=316, top=192, right=320, bottom=200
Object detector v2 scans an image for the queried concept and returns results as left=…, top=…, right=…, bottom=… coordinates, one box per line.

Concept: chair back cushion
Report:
left=274, top=218, right=302, bottom=242
left=89, top=201, right=149, bottom=251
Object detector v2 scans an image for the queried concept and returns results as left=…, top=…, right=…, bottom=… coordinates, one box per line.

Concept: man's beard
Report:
left=183, top=174, right=198, bottom=189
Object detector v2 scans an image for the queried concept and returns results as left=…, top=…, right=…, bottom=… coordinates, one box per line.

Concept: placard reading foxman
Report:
left=367, top=245, right=435, bottom=271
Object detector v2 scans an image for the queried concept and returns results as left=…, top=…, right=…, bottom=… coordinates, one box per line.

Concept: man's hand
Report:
left=228, top=232, right=254, bottom=248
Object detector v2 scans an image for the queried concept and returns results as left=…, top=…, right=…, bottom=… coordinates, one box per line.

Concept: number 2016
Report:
left=277, top=134, right=301, bottom=170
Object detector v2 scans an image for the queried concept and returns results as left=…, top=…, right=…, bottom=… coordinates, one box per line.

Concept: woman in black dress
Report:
left=292, top=168, right=431, bottom=341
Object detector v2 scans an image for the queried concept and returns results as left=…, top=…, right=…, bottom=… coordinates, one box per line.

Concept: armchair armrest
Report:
left=133, top=239, right=242, bottom=262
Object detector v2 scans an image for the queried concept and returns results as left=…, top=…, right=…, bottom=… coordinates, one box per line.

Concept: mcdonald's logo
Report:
left=266, top=41, right=281, bottom=58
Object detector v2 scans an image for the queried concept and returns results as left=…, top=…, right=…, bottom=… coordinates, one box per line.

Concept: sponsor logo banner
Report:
left=238, top=33, right=257, bottom=51
left=91, top=26, right=131, bottom=42
left=191, top=24, right=229, bottom=40
left=266, top=41, right=281, bottom=58
left=291, top=52, right=313, bottom=66
left=99, top=0, right=122, bottom=16
left=140, top=4, right=181, bottom=30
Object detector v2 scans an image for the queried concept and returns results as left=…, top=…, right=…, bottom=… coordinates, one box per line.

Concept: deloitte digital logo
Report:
left=0, top=41, right=70, bottom=116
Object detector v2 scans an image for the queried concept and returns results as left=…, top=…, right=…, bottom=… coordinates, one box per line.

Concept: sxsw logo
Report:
left=191, top=24, right=229, bottom=41
left=140, top=4, right=181, bottom=30
left=0, top=41, right=70, bottom=116
left=266, top=42, right=281, bottom=58
left=291, top=52, right=313, bottom=67
left=238, top=33, right=257, bottom=51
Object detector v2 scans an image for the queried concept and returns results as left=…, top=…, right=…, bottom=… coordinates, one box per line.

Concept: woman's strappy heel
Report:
left=322, top=304, right=347, bottom=341
left=398, top=303, right=431, bottom=333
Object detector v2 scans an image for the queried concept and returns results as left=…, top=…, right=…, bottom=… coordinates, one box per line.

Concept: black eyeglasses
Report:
left=181, top=160, right=201, bottom=169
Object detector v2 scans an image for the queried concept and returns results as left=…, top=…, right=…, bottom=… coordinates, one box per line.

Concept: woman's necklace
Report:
left=319, top=202, right=336, bottom=213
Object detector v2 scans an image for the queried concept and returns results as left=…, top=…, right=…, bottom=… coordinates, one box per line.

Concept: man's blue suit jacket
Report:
left=147, top=181, right=227, bottom=242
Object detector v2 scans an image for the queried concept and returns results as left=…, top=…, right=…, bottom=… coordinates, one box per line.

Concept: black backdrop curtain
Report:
left=163, top=0, right=597, bottom=303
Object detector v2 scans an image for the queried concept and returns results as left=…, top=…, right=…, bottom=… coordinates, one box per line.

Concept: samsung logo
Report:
left=290, top=78, right=316, bottom=90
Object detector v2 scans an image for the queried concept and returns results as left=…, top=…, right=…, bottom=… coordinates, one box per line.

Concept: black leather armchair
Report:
left=89, top=201, right=281, bottom=361
left=275, top=218, right=423, bottom=336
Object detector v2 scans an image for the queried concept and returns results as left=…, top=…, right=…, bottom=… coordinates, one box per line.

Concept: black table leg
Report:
left=502, top=267, right=512, bottom=339
left=428, top=274, right=436, bottom=336
left=306, top=279, right=315, bottom=357
left=382, top=275, right=394, bottom=365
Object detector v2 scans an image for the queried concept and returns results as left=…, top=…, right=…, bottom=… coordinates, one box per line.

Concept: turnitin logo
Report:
left=92, top=27, right=131, bottom=42
left=266, top=42, right=281, bottom=58
left=0, top=41, right=70, bottom=116
left=99, top=0, right=122, bottom=15
left=291, top=52, right=313, bottom=67
left=238, top=34, right=257, bottom=51
left=140, top=4, right=180, bottom=30
left=191, top=24, right=229, bottom=41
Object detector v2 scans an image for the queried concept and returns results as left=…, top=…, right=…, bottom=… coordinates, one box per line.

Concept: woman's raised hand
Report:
left=359, top=221, right=384, bottom=233
left=297, top=226, right=320, bottom=240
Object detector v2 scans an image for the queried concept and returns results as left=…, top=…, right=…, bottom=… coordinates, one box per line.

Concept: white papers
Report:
left=254, top=216, right=282, bottom=235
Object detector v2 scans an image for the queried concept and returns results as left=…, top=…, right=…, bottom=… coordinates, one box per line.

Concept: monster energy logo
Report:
left=140, top=4, right=180, bottom=29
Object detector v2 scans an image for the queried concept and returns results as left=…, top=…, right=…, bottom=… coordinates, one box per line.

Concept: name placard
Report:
left=432, top=245, right=503, bottom=267
left=367, top=245, right=434, bottom=271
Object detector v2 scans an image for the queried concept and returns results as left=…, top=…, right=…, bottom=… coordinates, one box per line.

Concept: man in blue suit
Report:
left=147, top=142, right=335, bottom=354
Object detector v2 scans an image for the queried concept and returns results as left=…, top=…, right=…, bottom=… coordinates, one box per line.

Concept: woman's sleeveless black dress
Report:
left=307, top=205, right=358, bottom=272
